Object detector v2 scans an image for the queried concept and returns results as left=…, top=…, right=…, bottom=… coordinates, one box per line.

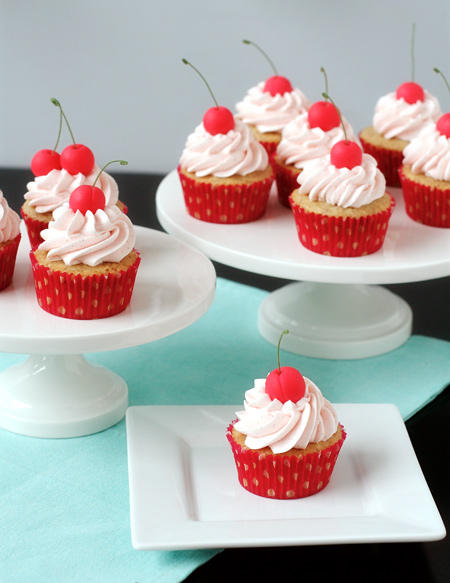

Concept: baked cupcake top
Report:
left=179, top=118, right=269, bottom=178
left=297, top=152, right=386, bottom=208
left=0, top=190, right=21, bottom=243
left=235, top=81, right=310, bottom=134
left=39, top=202, right=135, bottom=267
left=372, top=91, right=441, bottom=141
left=277, top=110, right=357, bottom=168
left=24, top=164, right=119, bottom=214
left=402, top=123, right=450, bottom=181
left=234, top=376, right=338, bottom=454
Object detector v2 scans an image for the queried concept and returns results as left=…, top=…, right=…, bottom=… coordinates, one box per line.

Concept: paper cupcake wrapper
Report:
left=359, top=133, right=403, bottom=187
left=290, top=194, right=395, bottom=257
left=0, top=234, right=21, bottom=291
left=399, top=167, right=450, bottom=228
left=258, top=139, right=279, bottom=159
left=274, top=161, right=301, bottom=209
left=21, top=208, right=48, bottom=249
left=178, top=167, right=274, bottom=224
left=227, top=422, right=346, bottom=500
left=30, top=251, right=141, bottom=320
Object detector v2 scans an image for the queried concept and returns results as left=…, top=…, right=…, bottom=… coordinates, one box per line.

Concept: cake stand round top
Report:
left=0, top=225, right=216, bottom=355
left=156, top=170, right=450, bottom=285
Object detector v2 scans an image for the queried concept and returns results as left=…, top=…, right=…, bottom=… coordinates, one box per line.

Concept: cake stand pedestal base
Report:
left=258, top=282, right=413, bottom=360
left=0, top=354, right=128, bottom=438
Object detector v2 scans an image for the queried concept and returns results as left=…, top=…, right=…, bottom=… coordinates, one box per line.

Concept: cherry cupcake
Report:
left=227, top=331, right=346, bottom=500
left=30, top=161, right=140, bottom=319
left=0, top=189, right=21, bottom=291
left=179, top=60, right=274, bottom=224
left=235, top=40, right=310, bottom=157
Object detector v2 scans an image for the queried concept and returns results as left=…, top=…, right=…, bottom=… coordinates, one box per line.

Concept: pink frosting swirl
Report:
left=179, top=119, right=269, bottom=178
left=39, top=203, right=135, bottom=266
left=234, top=377, right=338, bottom=454
left=0, top=190, right=21, bottom=243
left=402, top=123, right=450, bottom=181
left=277, top=111, right=357, bottom=168
left=24, top=165, right=119, bottom=214
left=235, top=82, right=310, bottom=133
left=373, top=91, right=441, bottom=141
left=297, top=153, right=386, bottom=208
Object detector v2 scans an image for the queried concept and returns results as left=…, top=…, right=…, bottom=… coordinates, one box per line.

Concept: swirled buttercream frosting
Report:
left=373, top=91, right=441, bottom=141
left=24, top=165, right=119, bottom=214
left=235, top=82, right=310, bottom=133
left=277, top=111, right=357, bottom=168
left=39, top=203, right=135, bottom=266
left=297, top=153, right=386, bottom=208
left=234, top=377, right=338, bottom=454
left=0, top=190, right=21, bottom=243
left=402, top=124, right=450, bottom=181
left=179, top=119, right=269, bottom=178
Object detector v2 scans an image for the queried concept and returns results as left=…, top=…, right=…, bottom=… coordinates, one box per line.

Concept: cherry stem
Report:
left=276, top=329, right=289, bottom=373
left=322, top=92, right=347, bottom=143
left=49, top=99, right=63, bottom=154
left=182, top=58, right=219, bottom=109
left=242, top=39, right=278, bottom=76
left=320, top=67, right=329, bottom=100
left=411, top=23, right=416, bottom=83
left=51, top=98, right=78, bottom=149
left=433, top=67, right=450, bottom=99
left=92, top=160, right=128, bottom=189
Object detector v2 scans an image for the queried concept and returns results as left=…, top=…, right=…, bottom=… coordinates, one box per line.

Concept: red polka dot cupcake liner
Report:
left=30, top=251, right=141, bottom=320
left=0, top=234, right=21, bottom=291
left=227, top=422, right=346, bottom=500
left=178, top=167, right=274, bottom=224
left=359, top=133, right=403, bottom=188
left=399, top=167, right=450, bottom=227
left=273, top=158, right=301, bottom=209
left=21, top=209, right=47, bottom=249
left=289, top=194, right=395, bottom=257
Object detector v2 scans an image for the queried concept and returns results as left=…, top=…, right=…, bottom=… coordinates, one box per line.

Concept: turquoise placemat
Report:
left=1, top=277, right=449, bottom=583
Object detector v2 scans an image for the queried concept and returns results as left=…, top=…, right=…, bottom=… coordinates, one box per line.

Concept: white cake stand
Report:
left=156, top=170, right=450, bottom=360
left=0, top=225, right=216, bottom=438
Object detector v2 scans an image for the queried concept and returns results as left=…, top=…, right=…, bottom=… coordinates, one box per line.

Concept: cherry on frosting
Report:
left=243, top=39, right=293, bottom=96
left=330, top=140, right=363, bottom=169
left=395, top=81, right=425, bottom=104
left=308, top=68, right=340, bottom=131
left=434, top=69, right=450, bottom=138
left=264, top=330, right=306, bottom=404
left=182, top=59, right=235, bottom=136
left=31, top=149, right=61, bottom=176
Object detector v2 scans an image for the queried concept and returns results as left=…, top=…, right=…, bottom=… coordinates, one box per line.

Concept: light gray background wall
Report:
left=1, top=0, right=449, bottom=175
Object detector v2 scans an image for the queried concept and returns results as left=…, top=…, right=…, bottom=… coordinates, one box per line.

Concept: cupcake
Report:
left=227, top=331, right=346, bottom=499
left=235, top=40, right=310, bottom=157
left=274, top=99, right=357, bottom=208
left=359, top=83, right=441, bottom=187
left=30, top=173, right=140, bottom=320
left=290, top=137, right=395, bottom=257
left=0, top=189, right=21, bottom=291
left=179, top=59, right=274, bottom=224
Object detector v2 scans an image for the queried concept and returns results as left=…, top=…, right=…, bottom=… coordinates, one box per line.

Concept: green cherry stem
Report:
left=320, top=67, right=329, bottom=100
left=322, top=92, right=348, bottom=143
left=51, top=98, right=78, bottom=149
left=434, top=67, right=450, bottom=97
left=50, top=99, right=63, bottom=155
left=92, top=159, right=128, bottom=189
left=242, top=39, right=278, bottom=76
left=182, top=58, right=219, bottom=109
left=276, top=330, right=289, bottom=373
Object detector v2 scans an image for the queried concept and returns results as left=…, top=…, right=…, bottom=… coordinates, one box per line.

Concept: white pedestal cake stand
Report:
left=156, top=170, right=450, bottom=360
left=0, top=226, right=216, bottom=438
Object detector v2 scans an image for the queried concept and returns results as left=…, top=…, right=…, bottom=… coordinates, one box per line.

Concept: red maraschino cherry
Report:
left=51, top=98, right=95, bottom=175
left=323, top=92, right=363, bottom=169
left=182, top=59, right=235, bottom=136
left=243, top=39, right=293, bottom=96
left=265, top=330, right=306, bottom=403
left=308, top=67, right=341, bottom=131
left=395, top=24, right=425, bottom=104
left=31, top=98, right=63, bottom=176
left=434, top=68, right=450, bottom=138
left=69, top=159, right=127, bottom=215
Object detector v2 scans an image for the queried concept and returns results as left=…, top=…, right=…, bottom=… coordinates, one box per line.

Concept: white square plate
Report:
left=126, top=404, right=446, bottom=550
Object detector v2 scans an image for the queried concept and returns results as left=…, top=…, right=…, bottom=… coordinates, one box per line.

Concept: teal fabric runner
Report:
left=1, top=277, right=449, bottom=583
